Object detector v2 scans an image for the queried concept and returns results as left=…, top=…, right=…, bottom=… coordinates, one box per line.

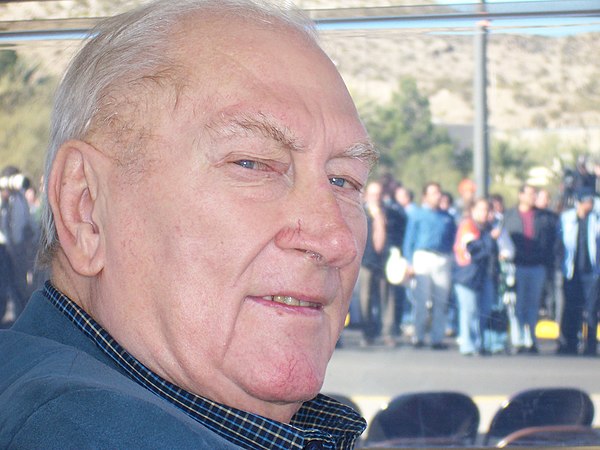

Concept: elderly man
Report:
left=0, top=1, right=376, bottom=448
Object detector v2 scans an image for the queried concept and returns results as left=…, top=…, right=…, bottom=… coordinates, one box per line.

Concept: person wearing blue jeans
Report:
left=557, top=188, right=600, bottom=356
left=453, top=198, right=499, bottom=355
left=504, top=184, right=557, bottom=353
left=403, top=182, right=456, bottom=349
left=514, top=265, right=546, bottom=351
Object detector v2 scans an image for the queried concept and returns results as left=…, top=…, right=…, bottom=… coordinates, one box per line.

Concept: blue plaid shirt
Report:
left=44, top=282, right=365, bottom=449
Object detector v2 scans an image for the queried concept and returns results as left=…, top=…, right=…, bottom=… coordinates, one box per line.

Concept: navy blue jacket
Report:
left=453, top=225, right=498, bottom=291
left=0, top=290, right=239, bottom=449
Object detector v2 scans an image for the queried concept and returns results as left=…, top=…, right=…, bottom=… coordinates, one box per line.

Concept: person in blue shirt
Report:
left=0, top=1, right=376, bottom=447
left=403, top=182, right=457, bottom=349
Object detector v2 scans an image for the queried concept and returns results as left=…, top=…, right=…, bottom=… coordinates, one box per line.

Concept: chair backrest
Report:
left=323, top=393, right=361, bottom=416
left=497, top=425, right=600, bottom=448
left=365, top=391, right=480, bottom=446
left=484, top=387, right=595, bottom=445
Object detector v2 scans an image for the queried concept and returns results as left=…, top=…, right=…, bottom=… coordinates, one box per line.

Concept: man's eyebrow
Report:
left=207, top=112, right=304, bottom=153
left=208, top=111, right=378, bottom=169
left=337, top=141, right=379, bottom=170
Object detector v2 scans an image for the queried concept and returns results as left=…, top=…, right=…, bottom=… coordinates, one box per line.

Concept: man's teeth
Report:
left=262, top=295, right=318, bottom=308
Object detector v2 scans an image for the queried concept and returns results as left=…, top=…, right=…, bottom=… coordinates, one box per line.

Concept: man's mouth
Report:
left=261, top=295, right=321, bottom=309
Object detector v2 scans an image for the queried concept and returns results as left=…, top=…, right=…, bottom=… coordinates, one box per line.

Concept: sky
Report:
left=433, top=0, right=600, bottom=35
left=435, top=0, right=576, bottom=3
left=316, top=1, right=600, bottom=36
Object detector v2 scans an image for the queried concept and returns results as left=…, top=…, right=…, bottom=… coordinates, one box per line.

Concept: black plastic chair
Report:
left=484, top=387, right=595, bottom=446
left=323, top=393, right=362, bottom=416
left=497, top=425, right=600, bottom=447
left=364, top=391, right=480, bottom=447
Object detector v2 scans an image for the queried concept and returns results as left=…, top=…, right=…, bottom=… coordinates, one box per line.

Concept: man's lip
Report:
left=261, top=295, right=321, bottom=309
left=247, top=294, right=328, bottom=309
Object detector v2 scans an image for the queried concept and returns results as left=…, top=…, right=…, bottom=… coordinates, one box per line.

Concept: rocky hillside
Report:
left=2, top=0, right=599, bottom=133
left=320, top=29, right=599, bottom=131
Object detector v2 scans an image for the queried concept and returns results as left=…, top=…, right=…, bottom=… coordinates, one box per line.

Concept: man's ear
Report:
left=48, top=140, right=105, bottom=277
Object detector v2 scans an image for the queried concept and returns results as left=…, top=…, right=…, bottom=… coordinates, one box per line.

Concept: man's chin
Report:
left=254, top=360, right=324, bottom=401
left=220, top=328, right=336, bottom=414
left=226, top=354, right=327, bottom=416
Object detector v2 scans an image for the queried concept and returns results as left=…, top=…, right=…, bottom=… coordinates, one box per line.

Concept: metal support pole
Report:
left=473, top=0, right=489, bottom=198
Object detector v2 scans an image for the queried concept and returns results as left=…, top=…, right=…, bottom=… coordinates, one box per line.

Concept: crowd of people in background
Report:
left=2, top=157, right=600, bottom=358
left=356, top=157, right=600, bottom=357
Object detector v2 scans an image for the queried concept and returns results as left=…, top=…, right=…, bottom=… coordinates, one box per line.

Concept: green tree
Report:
left=490, top=140, right=532, bottom=184
left=0, top=50, right=54, bottom=184
left=362, top=78, right=462, bottom=192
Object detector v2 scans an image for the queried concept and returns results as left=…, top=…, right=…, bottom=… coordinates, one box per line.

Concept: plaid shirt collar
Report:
left=44, top=282, right=365, bottom=449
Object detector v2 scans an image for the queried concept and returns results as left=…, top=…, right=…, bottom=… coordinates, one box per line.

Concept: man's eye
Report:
left=234, top=160, right=264, bottom=170
left=330, top=176, right=358, bottom=190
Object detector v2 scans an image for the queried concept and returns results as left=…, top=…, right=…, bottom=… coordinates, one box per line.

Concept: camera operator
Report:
left=0, top=166, right=36, bottom=321
left=0, top=233, right=18, bottom=327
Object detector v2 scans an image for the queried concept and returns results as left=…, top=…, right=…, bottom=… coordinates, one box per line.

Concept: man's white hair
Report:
left=38, top=0, right=316, bottom=266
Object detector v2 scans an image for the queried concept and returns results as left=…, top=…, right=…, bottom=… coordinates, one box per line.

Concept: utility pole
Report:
left=473, top=0, right=489, bottom=197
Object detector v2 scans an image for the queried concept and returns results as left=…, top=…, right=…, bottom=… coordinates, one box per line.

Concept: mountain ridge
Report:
left=2, top=0, right=599, bottom=139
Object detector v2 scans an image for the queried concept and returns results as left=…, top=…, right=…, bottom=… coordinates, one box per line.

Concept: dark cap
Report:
left=575, top=187, right=596, bottom=202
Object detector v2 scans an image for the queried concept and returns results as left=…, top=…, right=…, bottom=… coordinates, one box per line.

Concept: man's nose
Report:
left=274, top=183, right=360, bottom=269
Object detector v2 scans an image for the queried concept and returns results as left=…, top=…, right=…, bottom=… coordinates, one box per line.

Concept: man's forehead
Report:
left=177, top=13, right=343, bottom=99
left=177, top=11, right=312, bottom=62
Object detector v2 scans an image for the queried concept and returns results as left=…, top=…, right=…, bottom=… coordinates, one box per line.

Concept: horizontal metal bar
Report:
left=0, top=29, right=89, bottom=41
left=315, top=10, right=600, bottom=27
left=0, top=1, right=598, bottom=43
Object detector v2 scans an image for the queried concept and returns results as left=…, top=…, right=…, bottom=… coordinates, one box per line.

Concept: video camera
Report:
left=0, top=173, right=27, bottom=191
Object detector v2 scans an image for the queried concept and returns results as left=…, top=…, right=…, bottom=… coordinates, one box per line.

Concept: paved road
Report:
left=322, top=330, right=600, bottom=434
